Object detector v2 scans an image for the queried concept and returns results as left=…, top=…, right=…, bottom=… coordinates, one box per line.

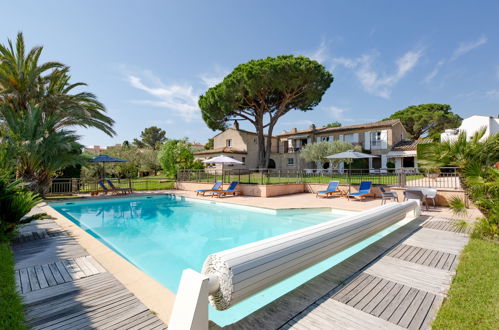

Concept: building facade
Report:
left=440, top=115, right=499, bottom=143
left=272, top=120, right=408, bottom=171
left=194, top=119, right=433, bottom=171
left=194, top=123, right=278, bottom=170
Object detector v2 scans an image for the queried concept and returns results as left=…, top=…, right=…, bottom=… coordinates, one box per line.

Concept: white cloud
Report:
left=280, top=119, right=314, bottom=127
left=335, top=49, right=424, bottom=98
left=424, top=60, right=445, bottom=83
left=127, top=73, right=199, bottom=121
left=328, top=105, right=346, bottom=119
left=486, top=90, right=499, bottom=98
left=198, top=66, right=230, bottom=88
left=451, top=35, right=487, bottom=61
left=305, top=39, right=329, bottom=64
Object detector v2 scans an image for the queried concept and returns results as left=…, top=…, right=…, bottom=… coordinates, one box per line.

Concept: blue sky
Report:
left=2, top=1, right=499, bottom=146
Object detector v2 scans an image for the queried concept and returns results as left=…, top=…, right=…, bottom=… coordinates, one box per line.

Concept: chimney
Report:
left=291, top=128, right=297, bottom=133
left=232, top=120, right=240, bottom=130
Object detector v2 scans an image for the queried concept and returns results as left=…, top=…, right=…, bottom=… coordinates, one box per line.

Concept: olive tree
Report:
left=300, top=141, right=361, bottom=169
left=199, top=55, right=333, bottom=168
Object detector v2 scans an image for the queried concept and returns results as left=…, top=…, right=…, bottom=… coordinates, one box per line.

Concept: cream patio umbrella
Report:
left=326, top=150, right=378, bottom=193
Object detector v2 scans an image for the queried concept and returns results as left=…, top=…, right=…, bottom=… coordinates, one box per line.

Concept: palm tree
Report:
left=0, top=32, right=115, bottom=136
left=1, top=104, right=85, bottom=195
left=419, top=129, right=499, bottom=237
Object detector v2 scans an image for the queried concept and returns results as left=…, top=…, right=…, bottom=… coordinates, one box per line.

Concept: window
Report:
left=287, top=158, right=294, bottom=166
left=344, top=134, right=355, bottom=143
left=242, top=157, right=246, bottom=164
left=370, top=132, right=381, bottom=146
left=253, top=137, right=257, bottom=144
left=226, top=139, right=232, bottom=147
left=320, top=136, right=330, bottom=142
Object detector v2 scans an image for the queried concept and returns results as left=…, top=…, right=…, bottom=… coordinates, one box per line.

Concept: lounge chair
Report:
left=403, top=189, right=429, bottom=210
left=316, top=181, right=341, bottom=198
left=347, top=181, right=375, bottom=200
left=212, top=181, right=242, bottom=198
left=379, top=186, right=398, bottom=204
left=107, top=180, right=133, bottom=194
left=97, top=180, right=112, bottom=195
left=196, top=181, right=223, bottom=196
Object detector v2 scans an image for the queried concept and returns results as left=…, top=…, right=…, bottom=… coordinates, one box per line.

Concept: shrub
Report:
left=0, top=175, right=45, bottom=240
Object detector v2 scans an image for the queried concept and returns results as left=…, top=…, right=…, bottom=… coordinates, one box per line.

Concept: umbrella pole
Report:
left=348, top=160, right=352, bottom=194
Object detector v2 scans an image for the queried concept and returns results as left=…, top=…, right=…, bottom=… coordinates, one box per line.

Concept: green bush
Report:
left=0, top=175, right=45, bottom=240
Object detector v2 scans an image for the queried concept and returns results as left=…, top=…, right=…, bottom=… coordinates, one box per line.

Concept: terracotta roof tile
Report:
left=393, top=138, right=433, bottom=151
left=194, top=147, right=247, bottom=155
left=277, top=119, right=403, bottom=137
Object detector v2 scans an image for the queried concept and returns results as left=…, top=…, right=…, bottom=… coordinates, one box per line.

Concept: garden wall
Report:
left=176, top=181, right=465, bottom=206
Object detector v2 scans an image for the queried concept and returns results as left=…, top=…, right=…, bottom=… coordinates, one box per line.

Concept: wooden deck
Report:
left=280, top=216, right=468, bottom=330
left=222, top=215, right=469, bottom=330
left=13, top=215, right=167, bottom=329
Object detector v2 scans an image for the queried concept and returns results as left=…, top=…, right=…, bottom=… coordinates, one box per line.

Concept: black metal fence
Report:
left=47, top=178, right=175, bottom=196
left=177, top=167, right=462, bottom=190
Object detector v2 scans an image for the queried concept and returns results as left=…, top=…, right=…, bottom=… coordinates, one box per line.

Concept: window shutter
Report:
left=316, top=136, right=321, bottom=142
left=364, top=132, right=370, bottom=149
left=381, top=154, right=387, bottom=168
left=339, top=134, right=344, bottom=141
left=353, top=133, right=359, bottom=143
left=380, top=130, right=388, bottom=149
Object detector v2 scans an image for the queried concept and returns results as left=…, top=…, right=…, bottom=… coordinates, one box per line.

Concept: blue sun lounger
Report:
left=212, top=181, right=242, bottom=198
left=107, top=180, right=133, bottom=194
left=196, top=181, right=223, bottom=196
left=316, top=181, right=341, bottom=198
left=97, top=180, right=124, bottom=195
left=347, top=181, right=375, bottom=200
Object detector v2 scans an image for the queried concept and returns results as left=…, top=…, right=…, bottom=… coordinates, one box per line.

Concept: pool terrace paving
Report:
left=19, top=191, right=478, bottom=329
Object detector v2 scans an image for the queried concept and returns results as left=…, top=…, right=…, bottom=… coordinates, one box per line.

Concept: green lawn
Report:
left=184, top=173, right=423, bottom=186
left=432, top=238, right=499, bottom=329
left=0, top=242, right=26, bottom=330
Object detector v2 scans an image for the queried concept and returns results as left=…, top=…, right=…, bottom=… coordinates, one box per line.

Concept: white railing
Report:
left=168, top=201, right=420, bottom=330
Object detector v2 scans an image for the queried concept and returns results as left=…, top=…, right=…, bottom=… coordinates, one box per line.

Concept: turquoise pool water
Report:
left=50, top=194, right=408, bottom=326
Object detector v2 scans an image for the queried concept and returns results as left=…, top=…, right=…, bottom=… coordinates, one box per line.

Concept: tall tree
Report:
left=158, top=139, right=198, bottom=177
left=0, top=33, right=115, bottom=136
left=199, top=55, right=333, bottom=168
left=324, top=121, right=342, bottom=128
left=1, top=105, right=84, bottom=195
left=204, top=138, right=214, bottom=150
left=386, top=104, right=462, bottom=139
left=133, top=126, right=166, bottom=150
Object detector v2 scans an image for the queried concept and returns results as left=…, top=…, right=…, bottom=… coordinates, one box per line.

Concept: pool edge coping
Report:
left=40, top=202, right=176, bottom=324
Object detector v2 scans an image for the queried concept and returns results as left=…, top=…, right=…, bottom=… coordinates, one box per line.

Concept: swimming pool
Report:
left=50, top=194, right=409, bottom=326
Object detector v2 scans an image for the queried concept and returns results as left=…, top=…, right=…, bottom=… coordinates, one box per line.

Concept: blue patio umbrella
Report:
left=90, top=155, right=127, bottom=179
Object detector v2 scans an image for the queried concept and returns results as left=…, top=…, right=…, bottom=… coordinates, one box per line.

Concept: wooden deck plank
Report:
left=48, top=263, right=66, bottom=284
left=34, top=265, right=49, bottom=289
left=379, top=286, right=412, bottom=321
left=365, top=256, right=453, bottom=295
left=15, top=269, right=21, bottom=292
left=311, top=300, right=405, bottom=329
left=387, top=288, right=419, bottom=324
left=334, top=274, right=374, bottom=303
left=370, top=283, right=404, bottom=317
left=54, top=260, right=73, bottom=282
left=404, top=228, right=468, bottom=255
left=408, top=292, right=436, bottom=330
left=19, top=268, right=31, bottom=293
left=345, top=276, right=383, bottom=307
left=28, top=266, right=41, bottom=291
left=398, top=290, right=427, bottom=328
left=41, top=264, right=57, bottom=287
left=356, top=279, right=392, bottom=312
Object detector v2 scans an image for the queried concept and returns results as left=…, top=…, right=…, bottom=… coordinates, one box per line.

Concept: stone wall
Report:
left=176, top=181, right=465, bottom=205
